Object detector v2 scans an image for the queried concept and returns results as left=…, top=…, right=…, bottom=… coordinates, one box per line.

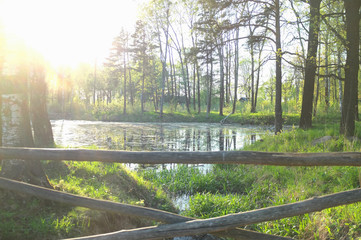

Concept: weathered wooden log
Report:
left=2, top=147, right=361, bottom=166
left=0, top=177, right=291, bottom=240
left=0, top=176, right=189, bottom=223
left=68, top=187, right=361, bottom=240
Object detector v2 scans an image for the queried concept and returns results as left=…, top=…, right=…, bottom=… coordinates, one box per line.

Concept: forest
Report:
left=34, top=0, right=360, bottom=136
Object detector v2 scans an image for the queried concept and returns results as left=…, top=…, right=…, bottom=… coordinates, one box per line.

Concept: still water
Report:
left=51, top=120, right=269, bottom=239
left=51, top=120, right=268, bottom=152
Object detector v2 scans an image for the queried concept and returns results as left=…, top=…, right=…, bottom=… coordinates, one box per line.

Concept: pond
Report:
left=51, top=119, right=274, bottom=175
left=51, top=120, right=268, bottom=152
left=51, top=120, right=270, bottom=172
left=50, top=120, right=271, bottom=239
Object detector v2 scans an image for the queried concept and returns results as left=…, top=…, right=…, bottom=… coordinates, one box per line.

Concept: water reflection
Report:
left=51, top=120, right=266, bottom=152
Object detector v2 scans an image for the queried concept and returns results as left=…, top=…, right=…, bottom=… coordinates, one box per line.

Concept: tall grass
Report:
left=140, top=123, right=361, bottom=239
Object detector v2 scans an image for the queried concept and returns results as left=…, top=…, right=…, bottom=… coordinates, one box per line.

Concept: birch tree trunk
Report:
left=1, top=93, right=52, bottom=188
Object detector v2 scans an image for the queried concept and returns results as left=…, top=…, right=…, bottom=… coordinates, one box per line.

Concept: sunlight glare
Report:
left=0, top=0, right=139, bottom=66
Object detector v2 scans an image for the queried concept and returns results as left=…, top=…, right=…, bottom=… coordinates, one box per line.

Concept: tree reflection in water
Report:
left=52, top=120, right=266, bottom=152
left=51, top=120, right=267, bottom=170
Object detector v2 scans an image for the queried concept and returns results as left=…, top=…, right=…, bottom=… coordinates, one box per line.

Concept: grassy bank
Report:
left=49, top=99, right=343, bottom=126
left=0, top=159, right=176, bottom=240
left=139, top=123, right=361, bottom=239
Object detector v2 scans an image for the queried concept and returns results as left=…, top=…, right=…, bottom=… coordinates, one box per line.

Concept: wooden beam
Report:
left=2, top=147, right=361, bottom=166
left=0, top=177, right=291, bottom=240
left=67, top=187, right=361, bottom=240
left=0, top=177, right=189, bottom=223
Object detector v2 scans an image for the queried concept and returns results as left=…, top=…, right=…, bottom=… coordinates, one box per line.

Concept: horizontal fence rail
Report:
left=67, top=187, right=361, bottom=240
left=2, top=147, right=361, bottom=166
left=0, top=177, right=290, bottom=240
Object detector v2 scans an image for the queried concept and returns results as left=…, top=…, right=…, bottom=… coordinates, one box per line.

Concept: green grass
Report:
left=139, top=122, right=361, bottom=239
left=0, top=160, right=176, bottom=240
left=91, top=109, right=301, bottom=126
left=0, top=195, right=79, bottom=240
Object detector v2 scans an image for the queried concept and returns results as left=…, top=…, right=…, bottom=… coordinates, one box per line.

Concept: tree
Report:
left=232, top=26, right=240, bottom=114
left=1, top=46, right=52, bottom=188
left=132, top=20, right=151, bottom=113
left=299, top=0, right=322, bottom=129
left=274, top=0, right=283, bottom=134
left=105, top=28, right=130, bottom=113
left=146, top=0, right=172, bottom=117
left=169, top=15, right=191, bottom=114
left=29, top=55, right=55, bottom=147
left=340, top=0, right=361, bottom=136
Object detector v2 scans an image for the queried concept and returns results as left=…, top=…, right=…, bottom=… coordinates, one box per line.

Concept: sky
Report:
left=0, top=0, right=142, bottom=67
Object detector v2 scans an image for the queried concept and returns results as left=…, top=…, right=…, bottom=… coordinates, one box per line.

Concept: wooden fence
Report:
left=1, top=147, right=361, bottom=240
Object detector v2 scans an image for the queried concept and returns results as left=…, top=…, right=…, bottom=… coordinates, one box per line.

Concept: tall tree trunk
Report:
left=225, top=40, right=230, bottom=105
left=141, top=60, right=145, bottom=113
left=193, top=63, right=196, bottom=111
left=274, top=0, right=283, bottom=134
left=340, top=0, right=360, bottom=136
left=324, top=33, right=330, bottom=112
left=178, top=50, right=190, bottom=113
left=254, top=38, right=266, bottom=113
left=186, top=62, right=191, bottom=112
left=93, top=60, right=97, bottom=105
left=1, top=92, right=52, bottom=188
left=250, top=42, right=256, bottom=113
left=207, top=51, right=213, bottom=117
left=196, top=62, right=201, bottom=114
left=128, top=68, right=134, bottom=106
left=338, top=52, right=343, bottom=113
left=160, top=59, right=166, bottom=117
left=30, top=67, right=54, bottom=147
left=182, top=62, right=190, bottom=113
left=218, top=44, right=225, bottom=116
left=313, top=48, right=321, bottom=116
left=299, top=0, right=321, bottom=129
left=169, top=47, right=175, bottom=98
left=232, top=28, right=239, bottom=114
left=159, top=8, right=170, bottom=118
left=123, top=52, right=127, bottom=115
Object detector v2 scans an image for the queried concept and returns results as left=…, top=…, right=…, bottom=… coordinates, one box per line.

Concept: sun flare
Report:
left=0, top=0, right=139, bottom=66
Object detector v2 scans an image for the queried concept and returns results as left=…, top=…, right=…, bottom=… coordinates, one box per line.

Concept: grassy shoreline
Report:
left=51, top=110, right=343, bottom=127
left=140, top=123, right=361, bottom=239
